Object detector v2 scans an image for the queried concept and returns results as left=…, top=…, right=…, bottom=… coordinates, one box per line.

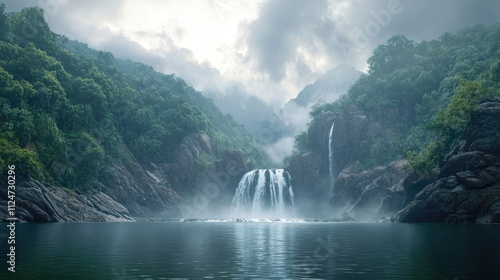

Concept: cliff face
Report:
left=397, top=99, right=500, bottom=223
left=0, top=133, right=250, bottom=222
left=286, top=104, right=387, bottom=216
left=288, top=97, right=500, bottom=223
left=327, top=160, right=407, bottom=221
left=167, top=133, right=249, bottom=217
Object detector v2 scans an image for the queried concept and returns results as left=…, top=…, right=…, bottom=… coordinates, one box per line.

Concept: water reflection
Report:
left=233, top=222, right=295, bottom=278
left=0, top=222, right=499, bottom=279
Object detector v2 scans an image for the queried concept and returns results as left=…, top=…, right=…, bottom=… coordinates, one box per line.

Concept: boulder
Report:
left=0, top=179, right=134, bottom=222
left=397, top=98, right=500, bottom=223
left=328, top=160, right=408, bottom=221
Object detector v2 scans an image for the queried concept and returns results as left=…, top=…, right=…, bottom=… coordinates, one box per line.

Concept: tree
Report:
left=7, top=7, right=56, bottom=53
left=0, top=3, right=8, bottom=41
left=0, top=105, right=35, bottom=147
left=368, top=35, right=414, bottom=74
left=0, top=137, right=43, bottom=178
left=70, top=77, right=107, bottom=121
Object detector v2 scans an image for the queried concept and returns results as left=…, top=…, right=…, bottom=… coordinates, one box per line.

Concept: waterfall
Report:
left=232, top=169, right=294, bottom=217
left=328, top=122, right=335, bottom=194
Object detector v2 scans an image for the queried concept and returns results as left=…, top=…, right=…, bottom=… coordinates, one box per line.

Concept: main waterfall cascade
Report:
left=231, top=169, right=295, bottom=217
left=329, top=122, right=335, bottom=194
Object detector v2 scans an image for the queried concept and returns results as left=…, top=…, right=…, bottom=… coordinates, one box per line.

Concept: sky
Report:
left=3, top=0, right=500, bottom=108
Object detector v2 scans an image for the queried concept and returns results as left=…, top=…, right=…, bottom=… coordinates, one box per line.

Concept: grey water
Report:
left=1, top=222, right=499, bottom=279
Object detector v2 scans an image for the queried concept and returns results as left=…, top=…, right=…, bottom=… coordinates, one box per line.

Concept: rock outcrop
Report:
left=98, top=158, right=183, bottom=218
left=0, top=132, right=250, bottom=222
left=288, top=94, right=500, bottom=223
left=397, top=98, right=500, bottom=223
left=286, top=104, right=386, bottom=216
left=328, top=160, right=408, bottom=221
left=287, top=113, right=332, bottom=216
left=0, top=178, right=133, bottom=222
left=167, top=133, right=250, bottom=217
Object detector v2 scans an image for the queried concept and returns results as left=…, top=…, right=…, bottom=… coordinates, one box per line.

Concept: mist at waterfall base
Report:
left=184, top=123, right=337, bottom=220
left=196, top=122, right=337, bottom=220
left=231, top=169, right=296, bottom=218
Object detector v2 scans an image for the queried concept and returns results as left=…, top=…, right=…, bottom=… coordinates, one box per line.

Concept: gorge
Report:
left=0, top=8, right=499, bottom=224
left=2, top=3, right=500, bottom=279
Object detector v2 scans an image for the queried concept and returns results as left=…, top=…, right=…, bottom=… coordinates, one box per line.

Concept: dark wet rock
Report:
left=101, top=159, right=182, bottom=218
left=287, top=105, right=385, bottom=216
left=286, top=151, right=326, bottom=215
left=0, top=132, right=250, bottom=222
left=397, top=98, right=500, bottom=223
left=0, top=179, right=133, bottom=222
left=327, top=160, right=408, bottom=221
left=167, top=133, right=250, bottom=217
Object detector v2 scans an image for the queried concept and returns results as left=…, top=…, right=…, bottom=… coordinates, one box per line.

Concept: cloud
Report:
left=3, top=0, right=500, bottom=107
left=244, top=0, right=332, bottom=82
left=3, top=0, right=500, bottom=168
left=263, top=136, right=295, bottom=166
left=86, top=27, right=222, bottom=88
left=327, top=0, right=500, bottom=69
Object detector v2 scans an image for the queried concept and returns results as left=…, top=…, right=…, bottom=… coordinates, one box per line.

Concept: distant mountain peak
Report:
left=284, top=64, right=362, bottom=109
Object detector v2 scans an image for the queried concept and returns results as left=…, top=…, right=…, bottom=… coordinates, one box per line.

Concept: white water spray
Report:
left=329, top=122, right=335, bottom=194
left=232, top=169, right=294, bottom=217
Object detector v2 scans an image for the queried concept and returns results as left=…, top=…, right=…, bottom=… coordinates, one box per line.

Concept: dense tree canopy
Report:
left=0, top=7, right=268, bottom=190
left=304, top=23, right=500, bottom=172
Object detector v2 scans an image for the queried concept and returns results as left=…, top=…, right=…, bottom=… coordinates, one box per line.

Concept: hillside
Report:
left=292, top=25, right=500, bottom=169
left=284, top=63, right=362, bottom=110
left=0, top=6, right=267, bottom=220
left=287, top=23, right=500, bottom=220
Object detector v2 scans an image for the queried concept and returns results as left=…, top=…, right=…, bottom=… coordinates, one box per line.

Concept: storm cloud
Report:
left=2, top=0, right=500, bottom=104
left=2, top=0, right=499, bottom=165
left=244, top=0, right=500, bottom=76
left=244, top=0, right=332, bottom=82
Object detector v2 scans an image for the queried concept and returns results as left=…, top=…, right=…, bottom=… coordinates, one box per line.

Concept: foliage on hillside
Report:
left=0, top=6, right=268, bottom=190
left=300, top=23, right=500, bottom=172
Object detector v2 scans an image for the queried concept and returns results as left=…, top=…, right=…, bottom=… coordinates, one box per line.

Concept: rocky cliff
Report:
left=0, top=133, right=250, bottom=222
left=397, top=98, right=500, bottom=223
left=327, top=160, right=407, bottom=221
left=0, top=178, right=134, bottom=222
left=288, top=97, right=500, bottom=223
left=286, top=103, right=387, bottom=216
left=167, top=133, right=249, bottom=217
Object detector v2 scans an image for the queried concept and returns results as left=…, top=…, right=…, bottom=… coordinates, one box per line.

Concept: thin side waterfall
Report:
left=329, top=122, right=335, bottom=194
left=232, top=169, right=294, bottom=217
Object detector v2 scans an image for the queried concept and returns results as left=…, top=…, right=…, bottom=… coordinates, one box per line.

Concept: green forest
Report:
left=295, top=24, right=500, bottom=175
left=2, top=5, right=500, bottom=194
left=0, top=6, right=268, bottom=191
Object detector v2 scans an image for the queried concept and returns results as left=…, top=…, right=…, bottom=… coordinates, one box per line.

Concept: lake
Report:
left=0, top=221, right=499, bottom=279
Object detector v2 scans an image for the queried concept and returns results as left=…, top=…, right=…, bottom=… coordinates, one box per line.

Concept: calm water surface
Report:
left=0, top=222, right=499, bottom=279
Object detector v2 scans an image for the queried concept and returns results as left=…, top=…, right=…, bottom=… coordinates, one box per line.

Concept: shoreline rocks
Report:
left=397, top=98, right=500, bottom=223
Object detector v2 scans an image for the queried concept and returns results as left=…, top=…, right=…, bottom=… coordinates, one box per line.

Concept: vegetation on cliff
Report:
left=294, top=23, right=500, bottom=173
left=0, top=6, right=268, bottom=191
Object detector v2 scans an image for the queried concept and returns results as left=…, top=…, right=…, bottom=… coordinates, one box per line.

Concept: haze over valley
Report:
left=1, top=1, right=500, bottom=279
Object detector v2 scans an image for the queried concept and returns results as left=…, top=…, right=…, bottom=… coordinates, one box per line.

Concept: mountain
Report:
left=286, top=24, right=500, bottom=222
left=204, top=88, right=289, bottom=144
left=283, top=63, right=362, bottom=113
left=0, top=6, right=267, bottom=221
left=204, top=65, right=361, bottom=166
